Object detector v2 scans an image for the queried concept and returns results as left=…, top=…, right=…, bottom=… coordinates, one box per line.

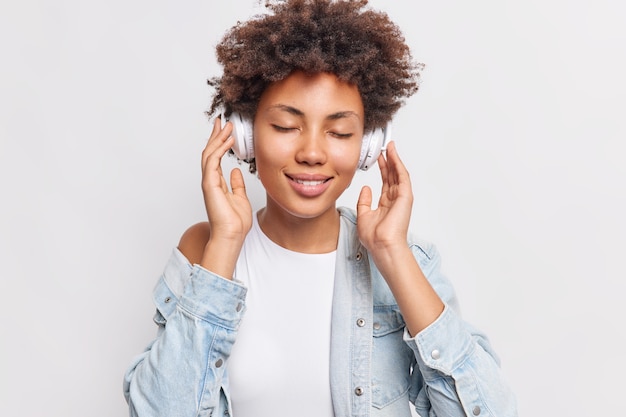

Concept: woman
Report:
left=124, top=1, right=517, bottom=416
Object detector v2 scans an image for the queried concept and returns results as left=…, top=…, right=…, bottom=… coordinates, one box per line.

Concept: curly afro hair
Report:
left=207, top=0, right=422, bottom=131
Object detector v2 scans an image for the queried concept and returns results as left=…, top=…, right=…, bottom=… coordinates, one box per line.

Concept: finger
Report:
left=210, top=115, right=221, bottom=136
left=230, top=168, right=248, bottom=199
left=202, top=137, right=234, bottom=196
left=205, top=117, right=230, bottom=150
left=204, top=143, right=233, bottom=189
left=384, top=141, right=398, bottom=185
left=386, top=141, right=411, bottom=188
left=220, top=166, right=232, bottom=192
left=357, top=185, right=373, bottom=216
left=202, top=120, right=234, bottom=169
left=385, top=143, right=414, bottom=212
left=204, top=121, right=232, bottom=156
left=202, top=128, right=234, bottom=173
left=377, top=149, right=390, bottom=195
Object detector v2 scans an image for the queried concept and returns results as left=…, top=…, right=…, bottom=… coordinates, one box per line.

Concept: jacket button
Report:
left=472, top=406, right=481, bottom=415
left=215, top=358, right=224, bottom=368
left=355, top=251, right=363, bottom=261
left=431, top=349, right=441, bottom=360
left=373, top=322, right=381, bottom=330
left=356, top=318, right=366, bottom=327
left=164, top=297, right=172, bottom=303
left=236, top=302, right=243, bottom=312
left=354, top=386, right=363, bottom=396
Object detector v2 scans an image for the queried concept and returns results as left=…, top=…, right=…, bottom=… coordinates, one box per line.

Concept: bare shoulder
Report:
left=178, top=222, right=211, bottom=265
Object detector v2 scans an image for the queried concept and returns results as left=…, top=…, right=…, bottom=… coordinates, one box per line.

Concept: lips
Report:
left=286, top=174, right=333, bottom=197
left=293, top=179, right=327, bottom=186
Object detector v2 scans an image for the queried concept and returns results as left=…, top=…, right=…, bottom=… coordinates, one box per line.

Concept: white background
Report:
left=1, top=1, right=624, bottom=416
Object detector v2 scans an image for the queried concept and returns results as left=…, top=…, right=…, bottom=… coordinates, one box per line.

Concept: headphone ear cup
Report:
left=228, top=112, right=254, bottom=160
left=358, top=123, right=391, bottom=171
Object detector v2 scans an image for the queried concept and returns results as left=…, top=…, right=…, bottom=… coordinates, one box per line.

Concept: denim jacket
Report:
left=124, top=207, right=517, bottom=417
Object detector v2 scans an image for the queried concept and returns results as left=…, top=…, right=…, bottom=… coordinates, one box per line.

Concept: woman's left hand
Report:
left=358, top=142, right=444, bottom=335
left=356, top=141, right=414, bottom=256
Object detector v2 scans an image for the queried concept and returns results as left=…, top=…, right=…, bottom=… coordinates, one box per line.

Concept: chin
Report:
left=270, top=197, right=340, bottom=221
left=285, top=205, right=338, bottom=220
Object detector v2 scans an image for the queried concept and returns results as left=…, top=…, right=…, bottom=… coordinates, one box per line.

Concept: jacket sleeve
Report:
left=404, top=241, right=518, bottom=417
left=123, top=249, right=247, bottom=417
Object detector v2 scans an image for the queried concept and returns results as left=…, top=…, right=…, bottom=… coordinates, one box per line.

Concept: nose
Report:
left=295, top=130, right=327, bottom=166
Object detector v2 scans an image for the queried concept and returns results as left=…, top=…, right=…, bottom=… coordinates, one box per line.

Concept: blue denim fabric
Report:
left=124, top=207, right=517, bottom=417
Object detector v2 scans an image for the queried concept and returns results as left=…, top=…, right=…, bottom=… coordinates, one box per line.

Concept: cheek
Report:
left=254, top=142, right=289, bottom=186
left=253, top=131, right=280, bottom=169
left=332, top=141, right=362, bottom=172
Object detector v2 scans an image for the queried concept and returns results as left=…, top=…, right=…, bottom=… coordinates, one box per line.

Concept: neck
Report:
left=257, top=204, right=340, bottom=254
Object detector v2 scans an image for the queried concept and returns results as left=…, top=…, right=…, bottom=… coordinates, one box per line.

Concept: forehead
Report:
left=257, top=71, right=364, bottom=117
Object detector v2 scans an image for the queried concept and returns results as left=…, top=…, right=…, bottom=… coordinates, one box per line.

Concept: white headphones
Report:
left=222, top=112, right=391, bottom=171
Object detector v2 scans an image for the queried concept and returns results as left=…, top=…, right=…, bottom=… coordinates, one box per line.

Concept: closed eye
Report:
left=329, top=132, right=353, bottom=139
left=271, top=124, right=298, bottom=133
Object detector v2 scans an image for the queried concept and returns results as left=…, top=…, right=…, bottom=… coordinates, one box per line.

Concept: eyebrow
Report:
left=268, top=104, right=304, bottom=117
left=268, top=104, right=361, bottom=121
left=326, top=111, right=361, bottom=121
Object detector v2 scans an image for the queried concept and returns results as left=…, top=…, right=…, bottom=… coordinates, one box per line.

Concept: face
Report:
left=253, top=71, right=365, bottom=221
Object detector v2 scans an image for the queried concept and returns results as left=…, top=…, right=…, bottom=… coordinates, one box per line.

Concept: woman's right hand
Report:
left=198, top=116, right=252, bottom=277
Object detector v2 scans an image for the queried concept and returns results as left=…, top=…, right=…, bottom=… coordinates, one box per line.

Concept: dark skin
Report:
left=179, top=71, right=443, bottom=336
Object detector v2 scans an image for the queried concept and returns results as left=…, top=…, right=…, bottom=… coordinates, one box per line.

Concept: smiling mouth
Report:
left=291, top=178, right=330, bottom=186
left=286, top=174, right=332, bottom=185
left=285, top=175, right=333, bottom=197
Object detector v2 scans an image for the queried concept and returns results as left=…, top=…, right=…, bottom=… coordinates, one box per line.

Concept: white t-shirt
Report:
left=229, top=213, right=336, bottom=417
